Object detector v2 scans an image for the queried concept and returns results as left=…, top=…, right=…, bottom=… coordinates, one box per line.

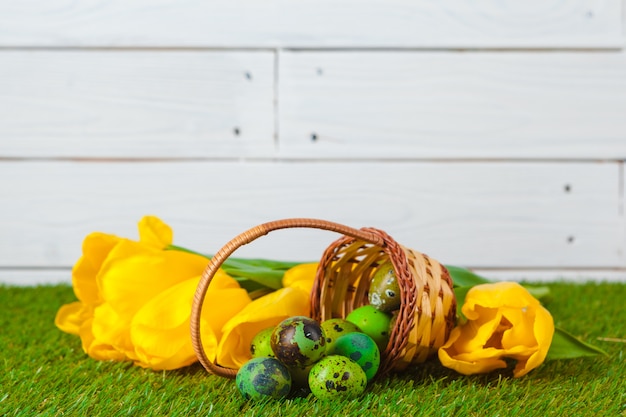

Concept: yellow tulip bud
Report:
left=438, top=282, right=554, bottom=377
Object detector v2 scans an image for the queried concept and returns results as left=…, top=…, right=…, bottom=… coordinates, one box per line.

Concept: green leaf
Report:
left=547, top=327, right=608, bottom=360
left=445, top=265, right=491, bottom=287
left=233, top=278, right=273, bottom=293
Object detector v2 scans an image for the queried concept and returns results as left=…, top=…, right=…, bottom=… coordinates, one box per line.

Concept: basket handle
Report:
left=190, top=218, right=386, bottom=378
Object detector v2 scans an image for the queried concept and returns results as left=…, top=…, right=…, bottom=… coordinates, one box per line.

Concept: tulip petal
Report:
left=454, top=306, right=503, bottom=352
left=282, top=263, right=318, bottom=289
left=72, top=232, right=121, bottom=305
left=80, top=317, right=127, bottom=362
left=91, top=303, right=136, bottom=360
left=138, top=216, right=173, bottom=248
left=501, top=307, right=535, bottom=349
left=132, top=273, right=243, bottom=332
left=464, top=282, right=540, bottom=312
left=55, top=302, right=92, bottom=335
left=514, top=305, right=554, bottom=377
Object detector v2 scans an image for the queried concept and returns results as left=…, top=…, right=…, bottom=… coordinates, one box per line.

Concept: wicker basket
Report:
left=190, top=218, right=457, bottom=379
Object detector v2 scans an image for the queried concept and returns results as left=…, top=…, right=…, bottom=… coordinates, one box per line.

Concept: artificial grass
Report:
left=1, top=282, right=624, bottom=417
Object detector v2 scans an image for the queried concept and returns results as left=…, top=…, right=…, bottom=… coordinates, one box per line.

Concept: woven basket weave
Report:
left=190, top=218, right=457, bottom=379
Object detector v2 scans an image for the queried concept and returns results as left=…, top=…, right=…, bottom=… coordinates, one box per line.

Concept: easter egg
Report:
left=308, top=355, right=367, bottom=401
left=346, top=305, right=392, bottom=352
left=330, top=332, right=380, bottom=381
left=320, top=318, right=361, bottom=352
left=250, top=326, right=275, bottom=358
left=271, top=316, right=326, bottom=367
left=236, top=357, right=292, bottom=401
left=368, top=261, right=401, bottom=312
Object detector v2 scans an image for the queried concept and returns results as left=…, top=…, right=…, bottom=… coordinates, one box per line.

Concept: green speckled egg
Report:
left=308, top=355, right=367, bottom=401
left=346, top=305, right=392, bottom=352
left=236, top=357, right=292, bottom=401
left=368, top=261, right=401, bottom=312
left=330, top=332, right=380, bottom=381
left=250, top=326, right=275, bottom=358
left=320, top=318, right=361, bottom=352
left=271, top=316, right=326, bottom=367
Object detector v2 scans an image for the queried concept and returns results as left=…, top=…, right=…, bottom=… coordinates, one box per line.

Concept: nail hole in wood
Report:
left=233, top=127, right=241, bottom=136
left=316, top=68, right=323, bottom=76
left=567, top=236, right=575, bottom=244
left=310, top=133, right=318, bottom=142
left=564, top=184, right=572, bottom=193
left=245, top=71, right=252, bottom=80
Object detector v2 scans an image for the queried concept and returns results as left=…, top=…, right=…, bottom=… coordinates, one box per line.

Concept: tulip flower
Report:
left=55, top=215, right=249, bottom=368
left=56, top=217, right=175, bottom=334
left=438, top=281, right=554, bottom=377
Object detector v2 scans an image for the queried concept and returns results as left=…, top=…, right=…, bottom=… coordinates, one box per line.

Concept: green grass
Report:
left=1, top=282, right=625, bottom=417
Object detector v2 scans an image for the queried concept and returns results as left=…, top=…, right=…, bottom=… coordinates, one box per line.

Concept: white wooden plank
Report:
left=0, top=0, right=621, bottom=48
left=0, top=51, right=275, bottom=158
left=0, top=161, right=621, bottom=276
left=278, top=50, right=626, bottom=159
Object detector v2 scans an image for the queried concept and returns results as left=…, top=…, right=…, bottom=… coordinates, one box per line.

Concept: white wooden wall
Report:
left=1, top=1, right=625, bottom=285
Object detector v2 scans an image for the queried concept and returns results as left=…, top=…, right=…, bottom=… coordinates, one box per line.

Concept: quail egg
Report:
left=330, top=332, right=380, bottom=381
left=346, top=305, right=392, bottom=353
left=271, top=316, right=326, bottom=367
left=308, top=355, right=367, bottom=401
left=368, top=261, right=401, bottom=312
left=236, top=357, right=292, bottom=401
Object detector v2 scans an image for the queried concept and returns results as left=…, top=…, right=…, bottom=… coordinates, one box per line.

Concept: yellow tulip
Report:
left=438, top=282, right=554, bottom=377
left=55, top=215, right=242, bottom=368
left=56, top=216, right=174, bottom=332
left=216, top=286, right=311, bottom=369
